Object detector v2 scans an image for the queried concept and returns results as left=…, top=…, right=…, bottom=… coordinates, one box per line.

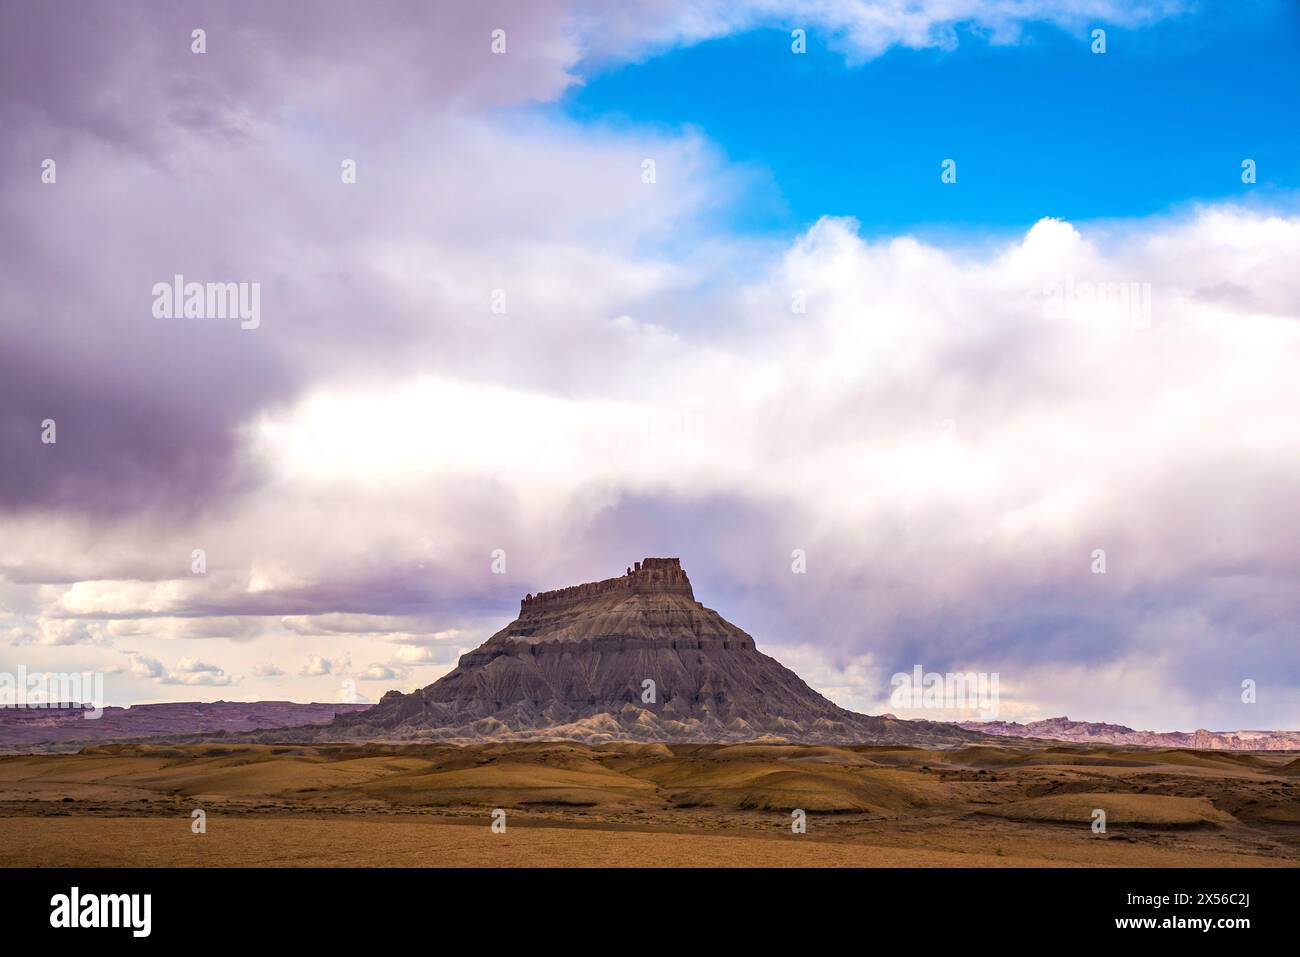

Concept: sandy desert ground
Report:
left=1, top=740, right=1297, bottom=867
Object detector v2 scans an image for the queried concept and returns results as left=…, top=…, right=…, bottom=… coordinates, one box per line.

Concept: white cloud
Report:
left=125, top=652, right=238, bottom=687
left=361, top=664, right=404, bottom=681
left=8, top=619, right=110, bottom=647
left=300, top=654, right=334, bottom=677
left=580, top=0, right=1186, bottom=66
left=392, top=644, right=462, bottom=666
left=300, top=653, right=356, bottom=678
left=174, top=658, right=223, bottom=675
left=127, top=654, right=166, bottom=680
left=249, top=209, right=1300, bottom=594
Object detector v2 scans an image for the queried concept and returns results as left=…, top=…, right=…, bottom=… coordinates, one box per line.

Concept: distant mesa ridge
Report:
left=521, top=557, right=693, bottom=611
left=0, top=700, right=369, bottom=752
left=960, top=715, right=1300, bottom=751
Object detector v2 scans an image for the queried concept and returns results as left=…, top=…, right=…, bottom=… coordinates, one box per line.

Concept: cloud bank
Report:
left=2, top=1, right=1293, bottom=732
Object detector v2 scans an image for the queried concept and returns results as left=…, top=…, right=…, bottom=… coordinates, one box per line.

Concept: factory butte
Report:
left=326, top=557, right=979, bottom=746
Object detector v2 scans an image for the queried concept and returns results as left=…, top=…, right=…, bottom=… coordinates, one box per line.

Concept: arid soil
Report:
left=1, top=740, right=1297, bottom=867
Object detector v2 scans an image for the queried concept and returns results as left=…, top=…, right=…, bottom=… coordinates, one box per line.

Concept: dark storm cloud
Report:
left=0, top=0, right=583, bottom=518
left=0, top=1, right=579, bottom=151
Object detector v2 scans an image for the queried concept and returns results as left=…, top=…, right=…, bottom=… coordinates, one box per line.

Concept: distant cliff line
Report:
left=960, top=716, right=1300, bottom=751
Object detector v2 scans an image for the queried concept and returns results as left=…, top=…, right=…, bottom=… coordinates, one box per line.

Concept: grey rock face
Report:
left=334, top=558, right=983, bottom=746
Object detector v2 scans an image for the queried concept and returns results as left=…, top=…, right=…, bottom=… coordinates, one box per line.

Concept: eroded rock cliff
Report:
left=332, top=558, right=982, bottom=746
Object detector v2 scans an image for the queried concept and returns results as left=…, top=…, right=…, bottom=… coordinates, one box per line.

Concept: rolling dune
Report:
left=2, top=740, right=1298, bottom=866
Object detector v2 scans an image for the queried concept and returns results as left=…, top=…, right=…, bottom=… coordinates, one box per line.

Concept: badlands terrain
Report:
left=323, top=558, right=982, bottom=746
left=2, top=739, right=1298, bottom=867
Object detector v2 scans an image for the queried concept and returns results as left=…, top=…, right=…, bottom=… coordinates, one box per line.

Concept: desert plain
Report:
left=1, top=740, right=1298, bottom=867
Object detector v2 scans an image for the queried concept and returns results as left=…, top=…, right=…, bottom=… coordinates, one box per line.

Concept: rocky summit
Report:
left=332, top=558, right=982, bottom=746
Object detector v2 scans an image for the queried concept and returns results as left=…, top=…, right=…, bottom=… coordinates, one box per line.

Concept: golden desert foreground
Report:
left=1, top=740, right=1298, bottom=867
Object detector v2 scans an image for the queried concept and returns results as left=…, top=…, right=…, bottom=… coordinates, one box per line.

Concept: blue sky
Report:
left=563, top=2, right=1300, bottom=237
